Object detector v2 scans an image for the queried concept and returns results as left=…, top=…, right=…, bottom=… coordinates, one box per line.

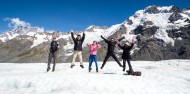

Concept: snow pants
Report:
left=123, top=59, right=133, bottom=71
left=71, top=51, right=83, bottom=65
left=89, top=55, right=98, bottom=69
left=101, top=52, right=122, bottom=68
left=47, top=51, right=58, bottom=71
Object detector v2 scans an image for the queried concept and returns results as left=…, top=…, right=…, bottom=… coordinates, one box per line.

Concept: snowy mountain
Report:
left=0, top=26, right=44, bottom=42
left=0, top=5, right=190, bottom=63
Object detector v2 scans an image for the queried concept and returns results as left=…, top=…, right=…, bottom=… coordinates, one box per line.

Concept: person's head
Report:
left=52, top=36, right=56, bottom=41
left=93, top=41, right=97, bottom=44
left=76, top=34, right=81, bottom=40
left=110, top=38, right=114, bottom=42
left=124, top=42, right=129, bottom=47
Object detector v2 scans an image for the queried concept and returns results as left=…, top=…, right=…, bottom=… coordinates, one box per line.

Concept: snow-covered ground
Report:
left=0, top=60, right=190, bottom=94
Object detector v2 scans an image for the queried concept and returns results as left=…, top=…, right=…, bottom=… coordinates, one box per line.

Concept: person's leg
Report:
left=78, top=51, right=83, bottom=65
left=94, top=55, right=98, bottom=72
left=127, top=59, right=133, bottom=72
left=47, top=52, right=53, bottom=72
left=89, top=55, right=93, bottom=69
left=78, top=51, right=84, bottom=68
left=123, top=59, right=126, bottom=71
left=52, top=51, right=58, bottom=72
left=101, top=53, right=111, bottom=69
left=93, top=55, right=98, bottom=69
left=71, top=51, right=77, bottom=66
left=111, top=53, right=122, bottom=67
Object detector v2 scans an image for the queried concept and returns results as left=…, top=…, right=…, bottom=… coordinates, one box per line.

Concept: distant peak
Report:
left=85, top=25, right=108, bottom=30
left=86, top=25, right=96, bottom=30
left=144, top=5, right=181, bottom=14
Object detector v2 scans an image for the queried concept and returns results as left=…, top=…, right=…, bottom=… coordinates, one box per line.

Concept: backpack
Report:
left=50, top=41, right=59, bottom=52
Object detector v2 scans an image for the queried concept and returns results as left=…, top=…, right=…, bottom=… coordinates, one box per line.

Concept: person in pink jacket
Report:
left=87, top=41, right=101, bottom=72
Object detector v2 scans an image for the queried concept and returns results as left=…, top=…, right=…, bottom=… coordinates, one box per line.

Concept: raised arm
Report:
left=101, top=35, right=109, bottom=43
left=87, top=43, right=91, bottom=47
left=82, top=33, right=85, bottom=42
left=97, top=44, right=101, bottom=48
left=129, top=39, right=135, bottom=50
left=71, top=32, right=76, bottom=42
left=118, top=36, right=125, bottom=42
left=118, top=43, right=124, bottom=49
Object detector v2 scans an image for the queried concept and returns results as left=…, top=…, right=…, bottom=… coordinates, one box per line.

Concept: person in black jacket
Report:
left=71, top=32, right=85, bottom=68
left=117, top=39, right=134, bottom=73
left=100, top=35, right=124, bottom=69
left=46, top=33, right=59, bottom=72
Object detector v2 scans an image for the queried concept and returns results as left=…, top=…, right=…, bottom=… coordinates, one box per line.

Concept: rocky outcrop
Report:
left=132, top=25, right=190, bottom=60
left=143, top=21, right=153, bottom=26
left=133, top=25, right=159, bottom=37
left=169, top=13, right=183, bottom=23
left=169, top=6, right=182, bottom=13
left=145, top=5, right=160, bottom=14
left=125, top=19, right=133, bottom=25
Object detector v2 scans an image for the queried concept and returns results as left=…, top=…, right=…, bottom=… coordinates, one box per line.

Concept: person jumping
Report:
left=117, top=39, right=134, bottom=74
left=87, top=41, right=101, bottom=72
left=71, top=32, right=85, bottom=68
left=100, top=35, right=124, bottom=69
left=46, top=33, right=59, bottom=72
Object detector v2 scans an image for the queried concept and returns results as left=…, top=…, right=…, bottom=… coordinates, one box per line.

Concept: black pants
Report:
left=123, top=59, right=133, bottom=71
left=101, top=52, right=122, bottom=68
left=47, top=51, right=58, bottom=71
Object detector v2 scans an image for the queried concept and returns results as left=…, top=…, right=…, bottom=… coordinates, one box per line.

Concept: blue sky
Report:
left=0, top=0, right=189, bottom=32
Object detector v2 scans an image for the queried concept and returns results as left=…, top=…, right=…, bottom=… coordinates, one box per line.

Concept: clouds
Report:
left=4, top=18, right=31, bottom=28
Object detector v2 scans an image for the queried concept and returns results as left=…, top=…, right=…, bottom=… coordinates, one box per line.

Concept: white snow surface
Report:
left=0, top=60, right=190, bottom=94
left=157, top=6, right=173, bottom=12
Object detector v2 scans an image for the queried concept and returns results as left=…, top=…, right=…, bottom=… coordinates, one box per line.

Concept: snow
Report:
left=174, top=19, right=189, bottom=26
left=30, top=34, right=47, bottom=48
left=86, top=25, right=95, bottom=30
left=184, top=10, right=190, bottom=14
left=157, top=6, right=173, bottom=12
left=154, top=28, right=175, bottom=46
left=177, top=37, right=182, bottom=40
left=0, top=60, right=190, bottom=94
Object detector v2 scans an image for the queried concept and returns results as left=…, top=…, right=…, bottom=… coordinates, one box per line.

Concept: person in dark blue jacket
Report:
left=117, top=39, right=134, bottom=73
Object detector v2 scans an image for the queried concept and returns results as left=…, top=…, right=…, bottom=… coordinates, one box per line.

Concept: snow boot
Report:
left=123, top=68, right=126, bottom=72
left=89, top=68, right=92, bottom=72
left=100, top=65, right=104, bottom=69
left=127, top=69, right=134, bottom=75
left=80, top=65, right=84, bottom=68
left=96, top=69, right=98, bottom=73
left=70, top=65, right=75, bottom=68
left=47, top=67, right=50, bottom=72
left=52, top=69, right=55, bottom=72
